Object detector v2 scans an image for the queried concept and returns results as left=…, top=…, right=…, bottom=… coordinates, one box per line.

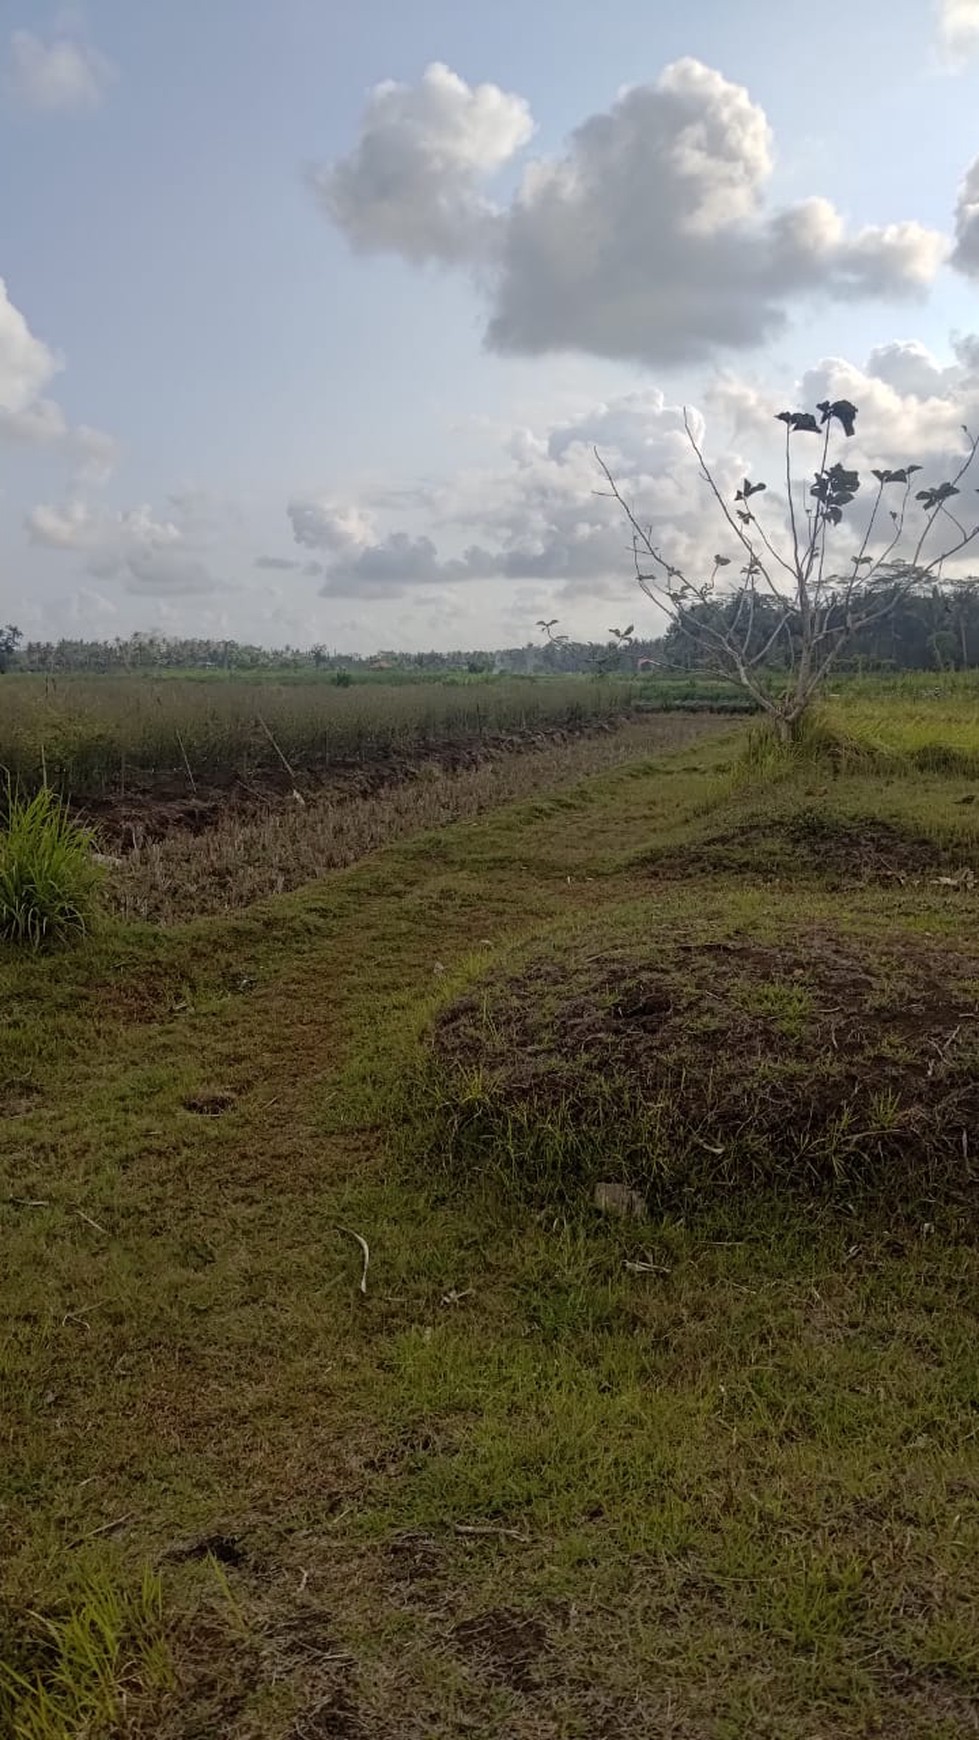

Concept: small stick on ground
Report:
left=336, top=1225, right=370, bottom=1294
left=453, top=1522, right=531, bottom=1543
left=74, top=1209, right=109, bottom=1236
left=67, top=1512, right=135, bottom=1548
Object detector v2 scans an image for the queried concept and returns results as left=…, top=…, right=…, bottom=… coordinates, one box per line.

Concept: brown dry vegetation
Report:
left=101, top=714, right=721, bottom=922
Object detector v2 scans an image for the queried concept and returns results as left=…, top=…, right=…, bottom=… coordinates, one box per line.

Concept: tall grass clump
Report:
left=0, top=1568, right=171, bottom=1740
left=732, top=707, right=897, bottom=790
left=0, top=785, right=102, bottom=949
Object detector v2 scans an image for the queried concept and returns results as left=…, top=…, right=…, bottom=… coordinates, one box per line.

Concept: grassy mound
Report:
left=418, top=914, right=979, bottom=1211
left=646, top=809, right=979, bottom=885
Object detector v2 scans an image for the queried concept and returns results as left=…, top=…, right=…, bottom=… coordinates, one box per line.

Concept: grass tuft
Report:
left=0, top=1569, right=171, bottom=1740
left=0, top=784, right=102, bottom=950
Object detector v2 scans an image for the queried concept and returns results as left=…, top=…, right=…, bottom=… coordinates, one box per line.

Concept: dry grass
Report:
left=105, top=715, right=721, bottom=922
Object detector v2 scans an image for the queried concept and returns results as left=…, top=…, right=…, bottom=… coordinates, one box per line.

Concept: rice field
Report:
left=826, top=671, right=979, bottom=774
left=0, top=672, right=638, bottom=795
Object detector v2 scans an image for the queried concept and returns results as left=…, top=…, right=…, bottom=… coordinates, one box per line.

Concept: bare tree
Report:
left=598, top=401, right=979, bottom=739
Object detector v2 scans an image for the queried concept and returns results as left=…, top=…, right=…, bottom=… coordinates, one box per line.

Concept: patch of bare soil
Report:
left=452, top=1607, right=548, bottom=1693
left=78, top=719, right=628, bottom=851
left=432, top=931, right=979, bottom=1204
left=289, top=1686, right=367, bottom=1739
left=182, top=1090, right=238, bottom=1117
left=649, top=814, right=978, bottom=885
left=0, top=1079, right=41, bottom=1119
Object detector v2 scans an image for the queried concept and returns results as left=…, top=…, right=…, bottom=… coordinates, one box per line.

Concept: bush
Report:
left=0, top=785, right=102, bottom=949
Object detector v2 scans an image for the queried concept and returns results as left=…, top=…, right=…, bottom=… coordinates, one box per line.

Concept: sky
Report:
left=2, top=0, right=979, bottom=653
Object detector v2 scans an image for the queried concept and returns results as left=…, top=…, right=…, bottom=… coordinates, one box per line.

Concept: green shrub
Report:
left=0, top=785, right=102, bottom=949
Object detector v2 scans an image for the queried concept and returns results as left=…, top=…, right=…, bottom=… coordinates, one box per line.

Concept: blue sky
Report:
left=2, top=0, right=979, bottom=650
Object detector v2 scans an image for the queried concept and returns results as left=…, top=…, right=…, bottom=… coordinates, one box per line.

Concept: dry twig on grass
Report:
left=336, top=1224, right=370, bottom=1294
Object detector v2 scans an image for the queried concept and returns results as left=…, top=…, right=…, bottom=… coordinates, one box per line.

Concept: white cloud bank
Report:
left=953, top=155, right=979, bottom=278
left=314, top=57, right=948, bottom=368
left=5, top=25, right=115, bottom=112
left=284, top=338, right=979, bottom=619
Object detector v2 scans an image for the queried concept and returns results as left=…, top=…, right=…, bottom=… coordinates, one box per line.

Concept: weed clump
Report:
left=0, top=785, right=102, bottom=949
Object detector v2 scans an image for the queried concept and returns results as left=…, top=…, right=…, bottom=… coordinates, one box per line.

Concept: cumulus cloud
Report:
left=315, top=57, right=947, bottom=367
left=0, top=398, right=118, bottom=481
left=287, top=498, right=378, bottom=552
left=289, top=347, right=979, bottom=615
left=0, top=278, right=59, bottom=412
left=952, top=155, right=979, bottom=277
left=936, top=0, right=979, bottom=66
left=6, top=26, right=115, bottom=112
left=797, top=348, right=979, bottom=470
left=864, top=338, right=958, bottom=398
left=288, top=389, right=740, bottom=604
left=254, top=554, right=305, bottom=571
left=708, top=337, right=979, bottom=574
left=0, top=278, right=117, bottom=477
left=26, top=498, right=225, bottom=595
left=310, top=61, right=533, bottom=264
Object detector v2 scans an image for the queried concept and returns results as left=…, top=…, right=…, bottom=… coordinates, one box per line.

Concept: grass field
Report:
left=2, top=682, right=979, bottom=1737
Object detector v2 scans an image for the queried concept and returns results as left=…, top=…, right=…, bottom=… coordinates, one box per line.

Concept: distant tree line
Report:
left=1, top=629, right=652, bottom=677
left=2, top=581, right=978, bottom=679
left=658, top=579, right=979, bottom=676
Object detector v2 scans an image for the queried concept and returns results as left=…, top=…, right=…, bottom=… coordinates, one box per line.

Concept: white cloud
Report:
left=0, top=278, right=117, bottom=477
left=864, top=339, right=957, bottom=399
left=25, top=498, right=225, bottom=595
left=936, top=0, right=979, bottom=66
left=6, top=26, right=115, bottom=112
left=0, top=398, right=119, bottom=480
left=797, top=350, right=979, bottom=469
left=286, top=348, right=979, bottom=619
left=706, top=339, right=979, bottom=583
left=953, top=155, right=979, bottom=277
left=316, top=58, right=947, bottom=367
left=288, top=389, right=741, bottom=605
left=0, top=278, right=60, bottom=412
left=287, top=498, right=378, bottom=552
left=309, top=61, right=533, bottom=264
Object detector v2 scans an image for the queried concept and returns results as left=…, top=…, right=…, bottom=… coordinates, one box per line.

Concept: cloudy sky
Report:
left=3, top=0, right=979, bottom=652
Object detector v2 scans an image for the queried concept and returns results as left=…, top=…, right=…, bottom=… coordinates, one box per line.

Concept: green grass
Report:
left=0, top=1569, right=171, bottom=1740
left=824, top=670, right=979, bottom=776
left=0, top=786, right=102, bottom=949
left=3, top=703, right=979, bottom=1735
